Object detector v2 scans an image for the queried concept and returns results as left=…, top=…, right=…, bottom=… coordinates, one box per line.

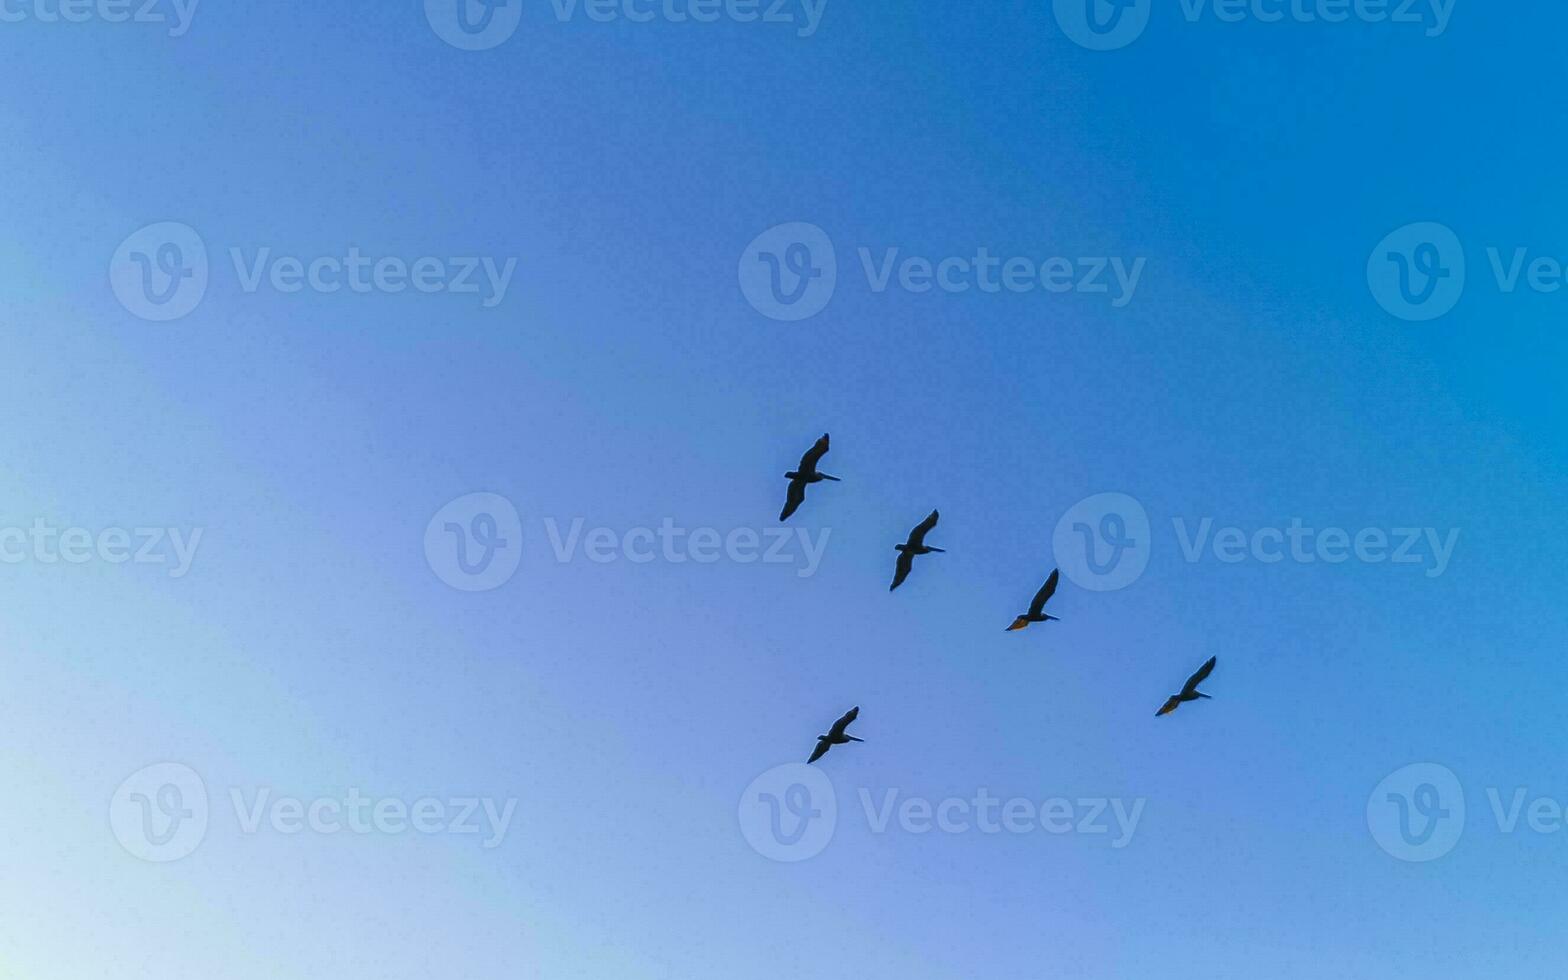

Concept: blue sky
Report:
left=3, top=1, right=1567, bottom=976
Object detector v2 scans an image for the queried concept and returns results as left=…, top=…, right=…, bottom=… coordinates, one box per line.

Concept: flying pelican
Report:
left=807, top=706, right=863, bottom=764
left=1156, top=657, right=1217, bottom=717
left=1006, top=569, right=1061, bottom=631
left=779, top=433, right=839, bottom=521
left=890, top=510, right=944, bottom=591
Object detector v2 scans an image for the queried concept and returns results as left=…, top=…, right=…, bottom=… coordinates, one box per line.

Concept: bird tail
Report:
left=1043, top=614, right=1060, bottom=622
left=1197, top=693, right=1212, bottom=699
left=819, top=473, right=841, bottom=481
left=845, top=735, right=864, bottom=742
left=926, top=547, right=946, bottom=553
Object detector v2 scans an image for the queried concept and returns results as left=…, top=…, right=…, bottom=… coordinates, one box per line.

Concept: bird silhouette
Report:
left=1156, top=656, right=1217, bottom=716
left=807, top=706, right=863, bottom=764
left=1006, top=569, right=1061, bottom=631
left=779, top=433, right=839, bottom=521
left=890, top=510, right=944, bottom=591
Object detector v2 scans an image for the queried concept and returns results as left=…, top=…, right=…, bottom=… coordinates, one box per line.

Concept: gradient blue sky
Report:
left=4, top=1, right=1568, bottom=977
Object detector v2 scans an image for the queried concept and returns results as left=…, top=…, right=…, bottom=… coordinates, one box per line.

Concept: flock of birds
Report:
left=780, top=433, right=1220, bottom=765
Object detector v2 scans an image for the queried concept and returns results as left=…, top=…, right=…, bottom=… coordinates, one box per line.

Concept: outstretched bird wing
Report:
left=780, top=479, right=807, bottom=521
left=797, top=434, right=830, bottom=476
left=1029, top=569, right=1060, bottom=616
left=906, top=509, right=940, bottom=548
left=890, top=549, right=915, bottom=591
left=1156, top=696, right=1182, bottom=717
left=1181, top=656, right=1217, bottom=696
left=827, top=705, right=860, bottom=739
left=807, top=738, right=831, bottom=764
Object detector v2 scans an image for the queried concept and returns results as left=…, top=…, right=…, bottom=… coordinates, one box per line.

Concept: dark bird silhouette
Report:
left=779, top=433, right=839, bottom=521
left=807, top=706, right=862, bottom=764
left=890, top=510, right=944, bottom=591
left=1006, top=569, right=1061, bottom=631
left=1157, top=656, right=1217, bottom=717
